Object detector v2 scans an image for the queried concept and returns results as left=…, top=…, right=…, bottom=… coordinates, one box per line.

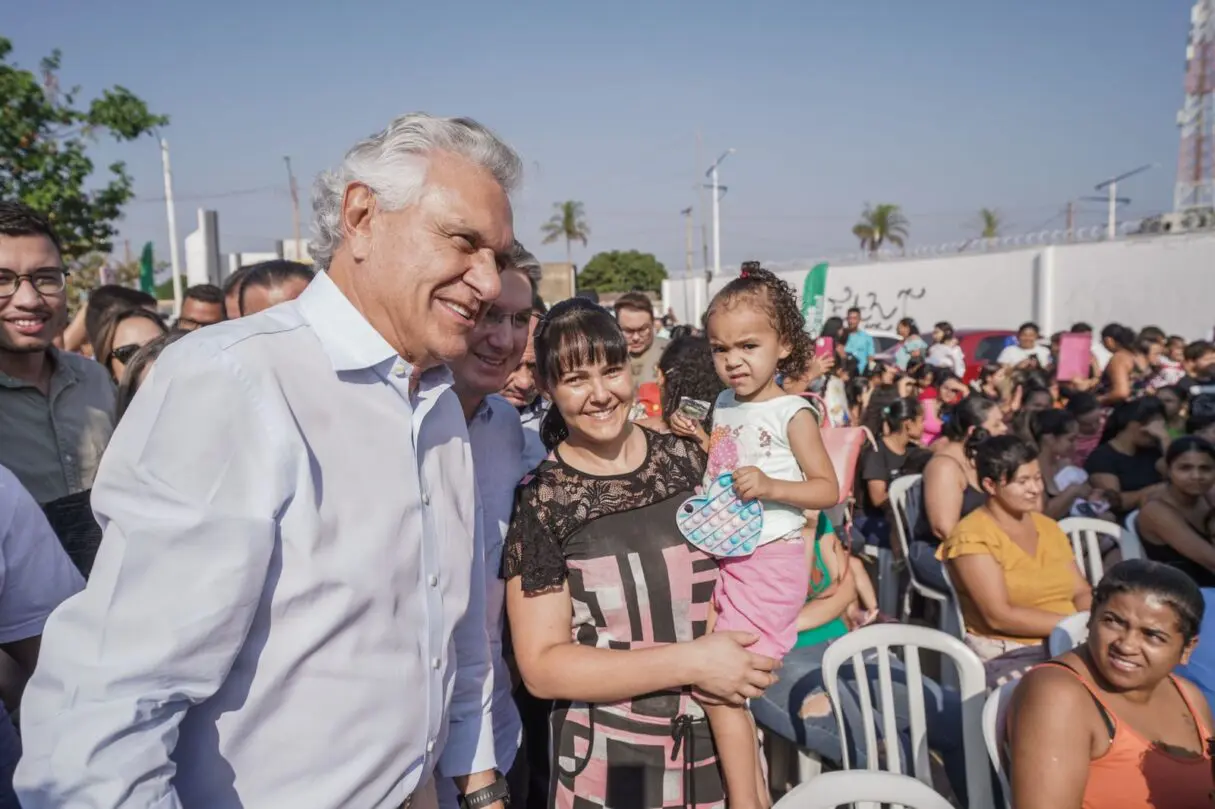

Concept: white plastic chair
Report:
left=939, top=565, right=967, bottom=642
left=1122, top=510, right=1145, bottom=560
left=819, top=623, right=993, bottom=809
left=1058, top=517, right=1121, bottom=587
left=889, top=475, right=952, bottom=628
left=1048, top=610, right=1091, bottom=657
left=982, top=679, right=1021, bottom=809
left=773, top=770, right=954, bottom=809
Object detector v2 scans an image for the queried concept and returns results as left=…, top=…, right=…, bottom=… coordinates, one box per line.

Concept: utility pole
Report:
left=696, top=132, right=709, bottom=278
left=705, top=149, right=735, bottom=278
left=160, top=138, right=183, bottom=318
left=1095, top=164, right=1154, bottom=240
left=681, top=206, right=694, bottom=324
left=1066, top=201, right=1075, bottom=242
left=284, top=156, right=302, bottom=261
left=124, top=239, right=132, bottom=264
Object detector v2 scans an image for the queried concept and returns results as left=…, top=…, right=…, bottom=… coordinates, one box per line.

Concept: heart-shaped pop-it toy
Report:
left=676, top=472, right=764, bottom=558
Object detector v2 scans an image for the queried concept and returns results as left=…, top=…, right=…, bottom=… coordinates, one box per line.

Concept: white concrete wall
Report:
left=665, top=231, right=1215, bottom=339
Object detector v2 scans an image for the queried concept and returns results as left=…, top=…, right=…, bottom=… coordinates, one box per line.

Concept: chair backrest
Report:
left=888, top=474, right=922, bottom=565
left=982, top=679, right=1021, bottom=809
left=1122, top=510, right=1145, bottom=560
left=1057, top=517, right=1120, bottom=586
left=773, top=770, right=955, bottom=809
left=819, top=623, right=993, bottom=809
left=939, top=565, right=967, bottom=641
left=1047, top=610, right=1091, bottom=657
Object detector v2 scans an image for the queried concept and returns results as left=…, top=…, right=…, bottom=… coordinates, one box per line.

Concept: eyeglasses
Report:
left=0, top=268, right=69, bottom=297
left=109, top=344, right=143, bottom=365
left=620, top=325, right=653, bottom=338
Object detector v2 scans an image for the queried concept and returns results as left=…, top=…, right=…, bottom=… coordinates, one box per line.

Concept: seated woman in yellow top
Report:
left=938, top=434, right=1092, bottom=686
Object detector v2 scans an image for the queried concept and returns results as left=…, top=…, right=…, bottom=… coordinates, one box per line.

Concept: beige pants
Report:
left=405, top=777, right=438, bottom=809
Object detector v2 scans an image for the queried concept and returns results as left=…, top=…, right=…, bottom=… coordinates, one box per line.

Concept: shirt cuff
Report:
left=437, top=713, right=497, bottom=779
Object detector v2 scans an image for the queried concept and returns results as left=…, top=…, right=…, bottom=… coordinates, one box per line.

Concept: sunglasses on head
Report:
left=110, top=344, right=143, bottom=365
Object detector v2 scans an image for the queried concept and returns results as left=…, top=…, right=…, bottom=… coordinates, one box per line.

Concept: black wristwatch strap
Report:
left=458, top=771, right=510, bottom=809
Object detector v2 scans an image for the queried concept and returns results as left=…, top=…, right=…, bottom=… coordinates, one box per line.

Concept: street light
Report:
left=1094, top=164, right=1154, bottom=239
left=705, top=148, right=735, bottom=277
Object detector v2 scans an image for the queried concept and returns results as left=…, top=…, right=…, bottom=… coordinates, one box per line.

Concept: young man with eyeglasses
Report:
left=0, top=201, right=115, bottom=576
left=613, top=291, right=667, bottom=391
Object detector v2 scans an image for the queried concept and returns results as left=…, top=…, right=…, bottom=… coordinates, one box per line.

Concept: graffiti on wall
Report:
left=826, top=286, right=927, bottom=332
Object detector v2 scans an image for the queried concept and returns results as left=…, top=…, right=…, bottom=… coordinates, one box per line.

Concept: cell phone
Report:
left=677, top=397, right=711, bottom=421
left=815, top=336, right=835, bottom=360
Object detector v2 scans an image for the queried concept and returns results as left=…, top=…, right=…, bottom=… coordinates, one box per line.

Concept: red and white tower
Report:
left=1176, top=0, right=1215, bottom=211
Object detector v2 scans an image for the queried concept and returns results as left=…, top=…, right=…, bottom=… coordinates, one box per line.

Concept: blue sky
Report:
left=6, top=0, right=1196, bottom=276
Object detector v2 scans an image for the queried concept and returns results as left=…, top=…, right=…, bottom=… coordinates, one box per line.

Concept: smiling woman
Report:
left=1009, top=560, right=1215, bottom=809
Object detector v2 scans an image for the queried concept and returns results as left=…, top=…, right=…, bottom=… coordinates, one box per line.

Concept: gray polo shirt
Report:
left=0, top=349, right=116, bottom=505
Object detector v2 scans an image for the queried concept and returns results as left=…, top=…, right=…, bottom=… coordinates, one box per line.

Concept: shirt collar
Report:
left=471, top=396, right=495, bottom=424
left=297, top=271, right=400, bottom=372
left=0, top=346, right=77, bottom=390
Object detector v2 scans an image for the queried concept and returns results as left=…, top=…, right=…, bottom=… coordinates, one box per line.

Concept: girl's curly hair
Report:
left=657, top=335, right=725, bottom=426
left=704, top=261, right=812, bottom=377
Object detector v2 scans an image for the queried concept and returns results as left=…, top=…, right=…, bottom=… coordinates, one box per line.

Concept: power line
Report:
left=128, top=185, right=285, bottom=204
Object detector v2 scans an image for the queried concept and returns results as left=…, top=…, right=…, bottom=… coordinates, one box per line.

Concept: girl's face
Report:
left=707, top=302, right=789, bottom=401
left=1024, top=389, right=1054, bottom=412
left=896, top=377, right=916, bottom=398
left=547, top=356, right=634, bottom=446
left=109, top=316, right=165, bottom=381
left=1157, top=389, right=1182, bottom=420
left=1042, top=426, right=1079, bottom=463
left=905, top=413, right=926, bottom=442
left=1131, top=417, right=1166, bottom=450
left=932, top=327, right=944, bottom=343
left=1146, top=341, right=1165, bottom=365
left=985, top=460, right=1044, bottom=515
left=1169, top=339, right=1186, bottom=363
left=898, top=322, right=910, bottom=339
left=1168, top=449, right=1215, bottom=498
left=1087, top=591, right=1194, bottom=691
left=881, top=365, right=900, bottom=385
left=981, top=406, right=1009, bottom=437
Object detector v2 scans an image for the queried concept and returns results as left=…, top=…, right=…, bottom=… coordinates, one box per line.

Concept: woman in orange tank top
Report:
left=1009, top=559, right=1215, bottom=809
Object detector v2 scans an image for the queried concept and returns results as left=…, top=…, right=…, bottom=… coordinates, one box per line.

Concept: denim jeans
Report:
left=0, top=705, right=20, bottom=809
left=908, top=539, right=948, bottom=593
left=750, top=638, right=968, bottom=804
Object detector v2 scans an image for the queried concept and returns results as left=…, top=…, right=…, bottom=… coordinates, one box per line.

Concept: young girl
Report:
left=698, top=263, right=840, bottom=809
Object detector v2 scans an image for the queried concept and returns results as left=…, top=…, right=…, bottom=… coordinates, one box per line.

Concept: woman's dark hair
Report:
left=934, top=321, right=955, bottom=342
left=704, top=262, right=811, bottom=377
left=1102, top=324, right=1136, bottom=351
left=1029, top=408, right=1077, bottom=445
left=976, top=362, right=1002, bottom=389
left=1065, top=391, right=1100, bottom=418
left=907, top=361, right=934, bottom=386
left=115, top=330, right=189, bottom=422
left=1138, top=326, right=1167, bottom=346
left=898, top=317, right=919, bottom=336
left=1100, top=396, right=1166, bottom=444
left=820, top=316, right=844, bottom=344
left=968, top=434, right=1039, bottom=487
left=534, top=298, right=630, bottom=449
left=940, top=395, right=1001, bottom=443
left=95, top=307, right=168, bottom=380
left=845, top=376, right=869, bottom=410
left=862, top=386, right=921, bottom=436
left=238, top=260, right=315, bottom=315
left=656, top=336, right=724, bottom=427
left=1021, top=385, right=1054, bottom=410
left=1091, top=559, right=1205, bottom=644
left=1164, top=435, right=1215, bottom=467
left=668, top=324, right=694, bottom=341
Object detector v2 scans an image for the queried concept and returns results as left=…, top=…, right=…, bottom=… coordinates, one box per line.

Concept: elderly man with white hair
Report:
left=15, top=114, right=521, bottom=809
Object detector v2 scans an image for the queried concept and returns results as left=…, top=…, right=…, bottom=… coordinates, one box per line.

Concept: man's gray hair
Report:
left=509, top=241, right=543, bottom=288
left=309, top=113, right=523, bottom=271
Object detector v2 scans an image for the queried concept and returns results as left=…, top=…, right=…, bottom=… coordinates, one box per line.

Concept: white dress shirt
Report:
left=15, top=271, right=495, bottom=809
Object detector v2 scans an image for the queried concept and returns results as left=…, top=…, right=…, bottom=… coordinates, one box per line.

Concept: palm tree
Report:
left=540, top=201, right=591, bottom=266
left=978, top=207, right=1002, bottom=239
left=852, top=203, right=909, bottom=254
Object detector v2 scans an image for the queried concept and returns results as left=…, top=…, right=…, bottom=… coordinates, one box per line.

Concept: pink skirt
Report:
left=713, top=537, right=809, bottom=660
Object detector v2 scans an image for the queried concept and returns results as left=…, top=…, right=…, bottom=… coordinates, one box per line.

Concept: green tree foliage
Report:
left=852, top=203, right=909, bottom=254
left=64, top=252, right=141, bottom=312
left=540, top=200, right=590, bottom=265
left=577, top=250, right=668, bottom=294
left=0, top=37, right=168, bottom=260
left=978, top=207, right=1002, bottom=239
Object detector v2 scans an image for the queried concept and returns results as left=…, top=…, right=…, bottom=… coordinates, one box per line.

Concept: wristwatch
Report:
left=458, top=771, right=510, bottom=809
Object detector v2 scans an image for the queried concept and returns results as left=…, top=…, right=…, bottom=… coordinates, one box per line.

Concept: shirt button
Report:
left=422, top=493, right=431, bottom=506
left=428, top=575, right=439, bottom=587
left=427, top=739, right=436, bottom=753
left=392, top=360, right=407, bottom=378
left=432, top=657, right=441, bottom=670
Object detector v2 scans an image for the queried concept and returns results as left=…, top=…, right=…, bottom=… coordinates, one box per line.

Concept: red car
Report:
left=956, top=329, right=1016, bottom=382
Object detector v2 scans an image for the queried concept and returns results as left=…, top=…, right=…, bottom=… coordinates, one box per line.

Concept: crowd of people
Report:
left=1, top=111, right=1214, bottom=809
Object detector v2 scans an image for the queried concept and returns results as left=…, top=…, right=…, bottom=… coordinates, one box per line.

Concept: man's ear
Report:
left=341, top=183, right=376, bottom=262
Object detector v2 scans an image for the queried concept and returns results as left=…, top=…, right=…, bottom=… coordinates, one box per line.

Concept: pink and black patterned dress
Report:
left=502, top=429, right=724, bottom=809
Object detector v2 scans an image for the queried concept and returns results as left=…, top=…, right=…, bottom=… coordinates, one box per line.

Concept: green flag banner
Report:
left=801, top=262, right=829, bottom=335
left=139, top=242, right=155, bottom=294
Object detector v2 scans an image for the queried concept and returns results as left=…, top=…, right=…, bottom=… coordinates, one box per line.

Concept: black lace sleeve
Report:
left=501, top=476, right=568, bottom=594
left=658, top=431, right=708, bottom=483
